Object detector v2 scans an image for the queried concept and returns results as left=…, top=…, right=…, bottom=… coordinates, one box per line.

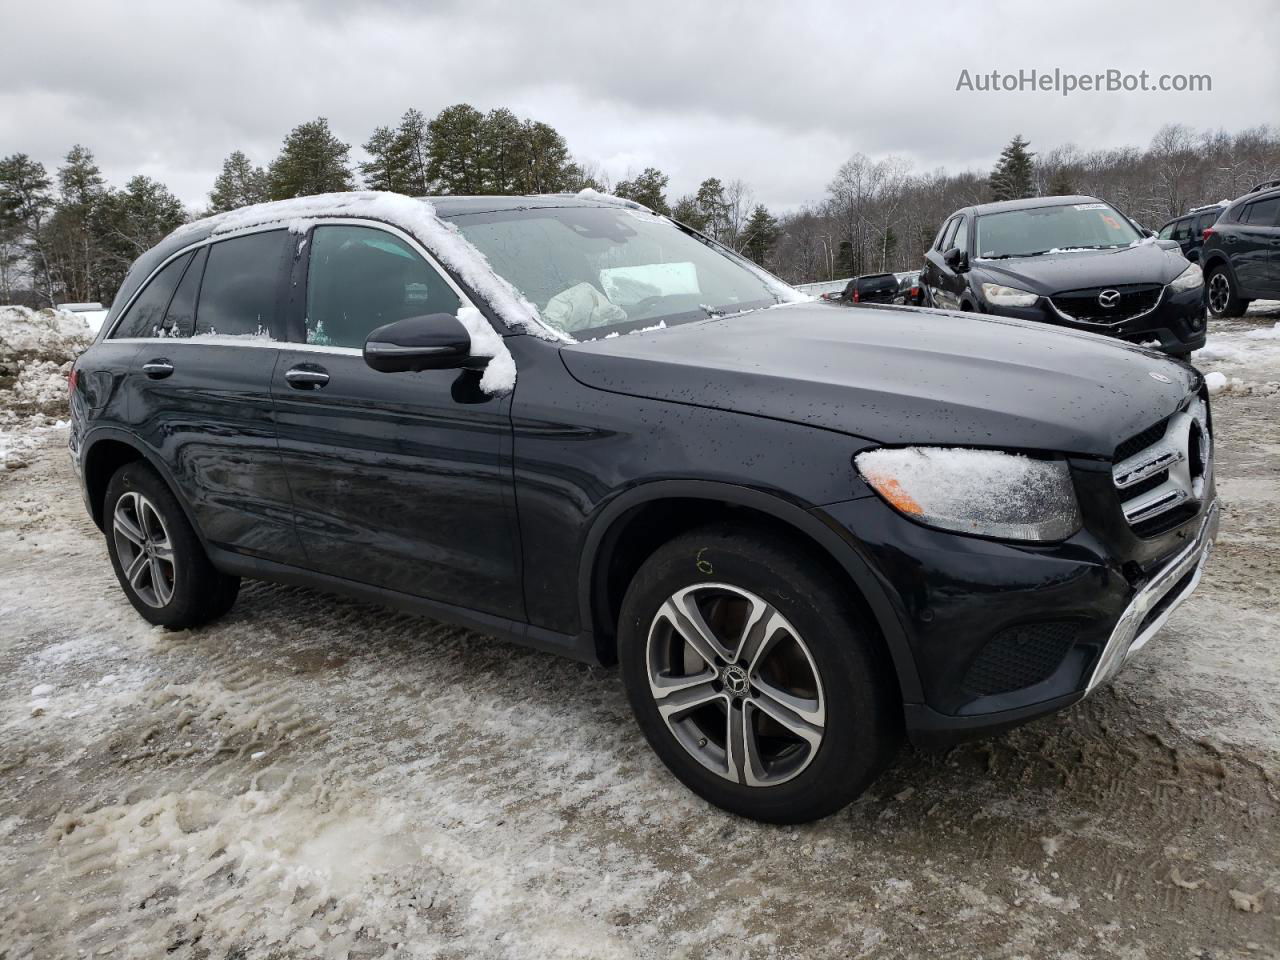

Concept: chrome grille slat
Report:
left=1113, top=396, right=1211, bottom=533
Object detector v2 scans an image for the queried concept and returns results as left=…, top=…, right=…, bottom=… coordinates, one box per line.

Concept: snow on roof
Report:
left=166, top=191, right=564, bottom=345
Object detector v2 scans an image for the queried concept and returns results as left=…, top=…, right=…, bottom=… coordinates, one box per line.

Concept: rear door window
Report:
left=304, top=225, right=461, bottom=348
left=1243, top=197, right=1280, bottom=226
left=109, top=252, right=193, bottom=339
left=195, top=230, right=290, bottom=340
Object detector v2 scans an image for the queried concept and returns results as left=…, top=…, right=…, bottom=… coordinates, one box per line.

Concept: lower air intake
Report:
left=962, top=621, right=1079, bottom=696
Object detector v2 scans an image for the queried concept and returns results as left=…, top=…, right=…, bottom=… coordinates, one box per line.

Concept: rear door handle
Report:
left=285, top=364, right=330, bottom=389
left=142, top=359, right=174, bottom=379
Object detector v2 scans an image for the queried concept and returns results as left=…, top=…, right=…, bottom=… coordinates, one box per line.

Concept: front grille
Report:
left=962, top=621, right=1079, bottom=696
left=1115, top=418, right=1170, bottom=462
left=1113, top=397, right=1211, bottom=536
left=1050, top=283, right=1163, bottom=325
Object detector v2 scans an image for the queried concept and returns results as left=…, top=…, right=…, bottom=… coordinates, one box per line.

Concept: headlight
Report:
left=980, top=282, right=1039, bottom=307
left=1169, top=262, right=1203, bottom=293
left=855, top=447, right=1082, bottom=541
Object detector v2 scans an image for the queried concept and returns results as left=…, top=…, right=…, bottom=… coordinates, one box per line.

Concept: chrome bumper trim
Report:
left=1087, top=500, right=1218, bottom=692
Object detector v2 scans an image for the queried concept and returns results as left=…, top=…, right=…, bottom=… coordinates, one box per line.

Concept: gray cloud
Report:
left=4, top=0, right=1276, bottom=212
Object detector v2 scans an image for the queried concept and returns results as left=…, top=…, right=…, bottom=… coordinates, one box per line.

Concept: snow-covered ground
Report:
left=0, top=305, right=1278, bottom=958
left=1193, top=299, right=1280, bottom=396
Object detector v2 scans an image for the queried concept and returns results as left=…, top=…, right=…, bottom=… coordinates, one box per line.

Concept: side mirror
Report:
left=1142, top=228, right=1157, bottom=238
left=942, top=246, right=968, bottom=272
left=363, top=313, right=481, bottom=373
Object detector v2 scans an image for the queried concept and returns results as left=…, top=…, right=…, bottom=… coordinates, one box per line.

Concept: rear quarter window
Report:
left=195, top=230, right=290, bottom=340
left=109, top=252, right=193, bottom=339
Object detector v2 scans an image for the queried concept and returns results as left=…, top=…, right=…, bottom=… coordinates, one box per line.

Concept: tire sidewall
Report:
left=618, top=529, right=895, bottom=822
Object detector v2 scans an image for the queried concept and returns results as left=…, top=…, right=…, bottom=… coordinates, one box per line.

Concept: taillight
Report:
left=852, top=289, right=861, bottom=303
left=68, top=367, right=78, bottom=396
left=1201, top=228, right=1215, bottom=241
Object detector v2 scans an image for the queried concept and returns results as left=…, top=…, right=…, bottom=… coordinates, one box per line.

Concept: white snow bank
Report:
left=0, top=306, right=92, bottom=361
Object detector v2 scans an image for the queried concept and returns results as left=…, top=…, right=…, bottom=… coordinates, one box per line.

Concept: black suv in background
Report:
left=1199, top=179, right=1280, bottom=319
left=829, top=272, right=899, bottom=304
left=1157, top=203, right=1225, bottom=263
left=71, top=192, right=1217, bottom=823
left=921, top=196, right=1207, bottom=356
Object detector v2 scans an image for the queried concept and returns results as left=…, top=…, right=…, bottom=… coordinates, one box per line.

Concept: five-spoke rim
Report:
left=112, top=492, right=176, bottom=608
left=1207, top=272, right=1230, bottom=315
left=646, top=583, right=825, bottom=787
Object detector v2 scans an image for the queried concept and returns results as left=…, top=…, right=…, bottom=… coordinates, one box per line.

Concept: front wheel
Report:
left=104, top=462, right=240, bottom=628
left=1205, top=265, right=1248, bottom=319
left=617, top=525, right=900, bottom=823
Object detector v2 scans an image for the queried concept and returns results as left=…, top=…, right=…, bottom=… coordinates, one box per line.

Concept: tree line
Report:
left=770, top=124, right=1280, bottom=284
left=3, top=111, right=1277, bottom=307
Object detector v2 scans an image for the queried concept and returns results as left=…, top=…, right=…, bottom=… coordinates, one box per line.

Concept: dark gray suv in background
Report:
left=70, top=191, right=1218, bottom=822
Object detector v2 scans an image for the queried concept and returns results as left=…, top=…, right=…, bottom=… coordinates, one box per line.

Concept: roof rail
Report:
left=1188, top=202, right=1225, bottom=213
left=1247, top=178, right=1280, bottom=194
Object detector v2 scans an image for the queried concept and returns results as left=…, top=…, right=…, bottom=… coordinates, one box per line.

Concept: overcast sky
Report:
left=4, top=0, right=1277, bottom=213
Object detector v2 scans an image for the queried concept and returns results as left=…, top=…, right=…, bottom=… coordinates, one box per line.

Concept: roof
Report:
left=429, top=193, right=646, bottom=218
left=959, top=195, right=1102, bottom=217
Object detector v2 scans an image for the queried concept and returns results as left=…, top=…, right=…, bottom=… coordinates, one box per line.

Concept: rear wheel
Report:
left=1206, top=265, right=1249, bottom=318
left=618, top=525, right=900, bottom=823
left=104, top=462, right=240, bottom=628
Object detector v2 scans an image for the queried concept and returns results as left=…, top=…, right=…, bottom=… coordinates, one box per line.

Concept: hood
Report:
left=558, top=302, right=1199, bottom=458
left=971, top=240, right=1188, bottom=293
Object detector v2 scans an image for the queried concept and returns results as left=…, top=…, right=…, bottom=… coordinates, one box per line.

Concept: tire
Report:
left=617, top=524, right=901, bottom=823
left=1205, top=265, right=1248, bottom=319
left=104, top=461, right=240, bottom=628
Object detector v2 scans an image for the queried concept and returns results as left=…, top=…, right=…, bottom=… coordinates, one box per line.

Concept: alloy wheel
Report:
left=645, top=583, right=826, bottom=787
left=112, top=491, right=176, bottom=608
left=1207, top=272, right=1230, bottom=315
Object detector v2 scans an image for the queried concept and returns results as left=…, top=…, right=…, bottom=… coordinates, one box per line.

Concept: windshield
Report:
left=449, top=206, right=783, bottom=337
left=975, top=203, right=1142, bottom=259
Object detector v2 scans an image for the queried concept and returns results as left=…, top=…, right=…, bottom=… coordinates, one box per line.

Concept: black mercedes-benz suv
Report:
left=69, top=191, right=1218, bottom=823
left=922, top=196, right=1207, bottom=357
left=1199, top=179, right=1280, bottom=319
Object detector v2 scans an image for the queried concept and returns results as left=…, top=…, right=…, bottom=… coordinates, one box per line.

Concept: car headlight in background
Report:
left=1168, top=261, right=1203, bottom=293
left=855, top=447, right=1082, bottom=541
left=979, top=282, right=1039, bottom=307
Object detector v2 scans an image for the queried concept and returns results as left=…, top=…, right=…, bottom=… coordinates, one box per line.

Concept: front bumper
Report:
left=980, top=283, right=1207, bottom=354
left=819, top=487, right=1218, bottom=747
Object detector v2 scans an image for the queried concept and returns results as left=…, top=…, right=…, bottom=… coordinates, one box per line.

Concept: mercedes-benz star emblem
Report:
left=1098, top=289, right=1121, bottom=308
left=1149, top=371, right=1173, bottom=383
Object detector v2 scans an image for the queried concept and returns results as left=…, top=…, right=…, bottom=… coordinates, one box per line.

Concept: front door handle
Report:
left=285, top=365, right=330, bottom=390
left=141, top=359, right=174, bottom=379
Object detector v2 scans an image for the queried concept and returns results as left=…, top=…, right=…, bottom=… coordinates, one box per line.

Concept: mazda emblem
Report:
left=1098, top=289, right=1121, bottom=308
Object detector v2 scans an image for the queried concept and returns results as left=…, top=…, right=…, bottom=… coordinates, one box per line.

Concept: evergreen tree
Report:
left=0, top=153, right=56, bottom=304
left=268, top=118, right=354, bottom=200
left=427, top=104, right=486, bottom=194
left=96, top=175, right=187, bottom=292
left=395, top=108, right=433, bottom=195
left=1047, top=168, right=1076, bottom=196
left=741, top=204, right=779, bottom=266
left=209, top=150, right=270, bottom=212
left=519, top=120, right=573, bottom=193
left=989, top=135, right=1035, bottom=201
left=694, top=177, right=729, bottom=239
left=671, top=195, right=707, bottom=230
left=359, top=126, right=412, bottom=193
left=50, top=145, right=108, bottom=301
left=479, top=107, right=526, bottom=194
left=614, top=167, right=670, bottom=214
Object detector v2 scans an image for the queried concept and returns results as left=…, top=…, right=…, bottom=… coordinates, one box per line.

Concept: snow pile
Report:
left=0, top=306, right=91, bottom=419
left=1193, top=301, right=1280, bottom=396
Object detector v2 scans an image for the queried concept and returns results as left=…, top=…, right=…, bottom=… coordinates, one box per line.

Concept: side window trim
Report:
left=106, top=250, right=194, bottom=340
